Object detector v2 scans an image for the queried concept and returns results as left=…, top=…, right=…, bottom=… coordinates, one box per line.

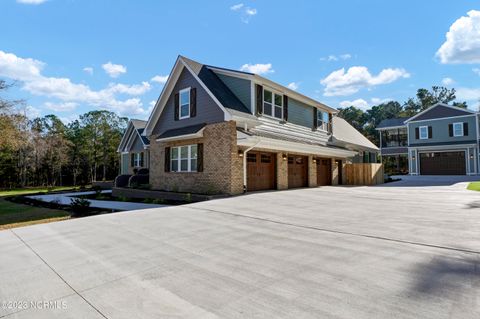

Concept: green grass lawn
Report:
left=0, top=186, right=83, bottom=198
left=0, top=198, right=69, bottom=230
left=467, top=182, right=480, bottom=191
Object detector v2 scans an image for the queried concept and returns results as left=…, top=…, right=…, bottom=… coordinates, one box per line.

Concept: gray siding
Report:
left=216, top=73, right=251, bottom=111
left=288, top=98, right=314, bottom=128
left=130, top=134, right=144, bottom=152
left=152, top=67, right=225, bottom=136
left=408, top=115, right=477, bottom=146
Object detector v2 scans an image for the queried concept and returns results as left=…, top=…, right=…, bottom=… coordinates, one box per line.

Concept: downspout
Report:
left=242, top=139, right=261, bottom=193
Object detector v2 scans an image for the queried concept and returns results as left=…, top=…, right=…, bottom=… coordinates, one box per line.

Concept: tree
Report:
left=403, top=86, right=458, bottom=116
left=337, top=106, right=366, bottom=132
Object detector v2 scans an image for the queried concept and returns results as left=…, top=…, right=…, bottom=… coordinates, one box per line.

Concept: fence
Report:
left=344, top=163, right=384, bottom=185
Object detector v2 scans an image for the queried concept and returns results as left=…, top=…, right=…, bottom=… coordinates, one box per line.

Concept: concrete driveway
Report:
left=1, top=180, right=480, bottom=318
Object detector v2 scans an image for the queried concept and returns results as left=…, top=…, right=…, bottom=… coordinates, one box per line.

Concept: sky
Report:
left=1, top=0, right=479, bottom=123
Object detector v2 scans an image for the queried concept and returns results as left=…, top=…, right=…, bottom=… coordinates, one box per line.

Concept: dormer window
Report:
left=317, top=110, right=330, bottom=131
left=179, top=87, right=191, bottom=119
left=263, top=89, right=283, bottom=120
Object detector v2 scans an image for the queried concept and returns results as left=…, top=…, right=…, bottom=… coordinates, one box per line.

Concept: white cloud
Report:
left=240, top=63, right=273, bottom=74
left=230, top=3, right=244, bottom=11
left=320, top=54, right=352, bottom=62
left=370, top=97, right=393, bottom=105
left=17, top=0, right=47, bottom=4
left=59, top=114, right=79, bottom=124
left=245, top=7, right=257, bottom=16
left=44, top=102, right=78, bottom=112
left=0, top=51, right=150, bottom=116
left=24, top=105, right=41, bottom=119
left=441, top=77, right=455, bottom=86
left=287, top=82, right=299, bottom=90
left=151, top=75, right=169, bottom=84
left=339, top=99, right=369, bottom=110
left=320, top=66, right=410, bottom=96
left=473, top=68, right=480, bottom=76
left=456, top=87, right=480, bottom=101
left=436, top=10, right=480, bottom=64
left=83, top=67, right=93, bottom=75
left=102, top=62, right=127, bottom=78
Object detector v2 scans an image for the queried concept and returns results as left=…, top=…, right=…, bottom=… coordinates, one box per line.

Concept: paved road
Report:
left=1, top=180, right=480, bottom=318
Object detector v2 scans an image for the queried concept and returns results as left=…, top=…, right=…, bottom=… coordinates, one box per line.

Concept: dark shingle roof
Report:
left=376, top=117, right=409, bottom=129
left=157, top=123, right=206, bottom=139
left=136, top=128, right=150, bottom=145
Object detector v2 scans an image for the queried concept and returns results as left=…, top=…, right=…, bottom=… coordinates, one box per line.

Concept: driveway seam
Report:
left=9, top=230, right=109, bottom=319
left=187, top=206, right=480, bottom=255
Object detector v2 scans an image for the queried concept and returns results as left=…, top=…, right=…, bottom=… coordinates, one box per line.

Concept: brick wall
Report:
left=149, top=121, right=243, bottom=195
left=276, top=153, right=288, bottom=190
left=308, top=155, right=317, bottom=187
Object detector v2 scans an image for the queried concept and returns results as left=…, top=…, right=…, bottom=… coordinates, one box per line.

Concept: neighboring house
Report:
left=120, top=55, right=378, bottom=195
left=117, top=119, right=150, bottom=174
left=377, top=103, right=479, bottom=175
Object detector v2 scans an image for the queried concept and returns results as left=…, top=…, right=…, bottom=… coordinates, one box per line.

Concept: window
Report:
left=133, top=153, right=141, bottom=167
left=453, top=122, right=463, bottom=137
left=179, top=88, right=190, bottom=119
left=419, top=126, right=428, bottom=140
left=263, top=89, right=283, bottom=120
left=317, top=110, right=330, bottom=131
left=170, top=145, right=197, bottom=172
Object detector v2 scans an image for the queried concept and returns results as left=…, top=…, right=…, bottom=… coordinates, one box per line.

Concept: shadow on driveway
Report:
left=378, top=175, right=479, bottom=187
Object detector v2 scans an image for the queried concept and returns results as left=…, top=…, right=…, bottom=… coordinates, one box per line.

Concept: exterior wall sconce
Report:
left=313, top=158, right=317, bottom=163
left=470, top=154, right=474, bottom=159
left=238, top=150, right=244, bottom=158
left=282, top=153, right=287, bottom=161
left=412, top=155, right=416, bottom=160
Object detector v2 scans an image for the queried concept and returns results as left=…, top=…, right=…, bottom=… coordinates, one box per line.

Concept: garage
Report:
left=316, top=158, right=332, bottom=186
left=288, top=155, right=308, bottom=188
left=419, top=151, right=466, bottom=175
left=247, top=151, right=276, bottom=191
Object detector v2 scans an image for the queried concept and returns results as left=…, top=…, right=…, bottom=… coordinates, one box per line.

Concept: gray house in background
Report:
left=377, top=103, right=479, bottom=175
left=117, top=119, right=150, bottom=174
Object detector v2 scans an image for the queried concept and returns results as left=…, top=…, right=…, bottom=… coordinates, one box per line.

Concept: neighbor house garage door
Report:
left=288, top=156, right=308, bottom=188
left=247, top=152, right=276, bottom=191
left=316, top=158, right=332, bottom=186
left=419, top=151, right=466, bottom=175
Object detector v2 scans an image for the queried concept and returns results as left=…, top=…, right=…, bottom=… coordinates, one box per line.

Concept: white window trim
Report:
left=179, top=87, right=191, bottom=120
left=317, top=110, right=330, bottom=132
left=263, top=88, right=283, bottom=120
left=170, top=145, right=198, bottom=172
left=419, top=126, right=429, bottom=140
left=453, top=122, right=464, bottom=137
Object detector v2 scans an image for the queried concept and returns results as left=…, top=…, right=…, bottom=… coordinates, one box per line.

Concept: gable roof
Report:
left=332, top=117, right=379, bottom=152
left=404, top=103, right=475, bottom=123
left=117, top=119, right=149, bottom=152
left=376, top=117, right=408, bottom=129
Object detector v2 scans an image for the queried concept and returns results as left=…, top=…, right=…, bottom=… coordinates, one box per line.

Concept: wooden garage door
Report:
left=419, top=151, right=466, bottom=175
left=316, top=158, right=332, bottom=186
left=288, top=156, right=308, bottom=188
left=247, top=152, right=275, bottom=191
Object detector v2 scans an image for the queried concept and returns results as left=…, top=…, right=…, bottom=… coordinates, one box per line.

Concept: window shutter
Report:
left=140, top=152, right=144, bottom=167
left=130, top=153, right=134, bottom=167
left=190, top=88, right=197, bottom=117
left=428, top=126, right=432, bottom=139
left=328, top=113, right=333, bottom=134
left=164, top=147, right=171, bottom=172
left=415, top=127, right=419, bottom=139
left=174, top=93, right=179, bottom=121
left=283, top=95, right=288, bottom=121
left=313, top=108, right=318, bottom=130
left=197, top=143, right=204, bottom=172
left=255, top=84, right=263, bottom=115
left=448, top=124, right=453, bottom=137
left=463, top=122, right=468, bottom=136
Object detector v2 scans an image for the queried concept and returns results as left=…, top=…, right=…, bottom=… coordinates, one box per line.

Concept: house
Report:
left=377, top=103, right=479, bottom=175
left=118, top=55, right=379, bottom=195
left=117, top=119, right=150, bottom=174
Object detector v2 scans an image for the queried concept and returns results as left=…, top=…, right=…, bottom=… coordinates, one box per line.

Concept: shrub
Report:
left=152, top=198, right=165, bottom=204
left=70, top=197, right=93, bottom=217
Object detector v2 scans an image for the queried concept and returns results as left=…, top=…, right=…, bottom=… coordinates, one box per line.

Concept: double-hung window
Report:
left=263, top=89, right=283, bottom=120
left=179, top=88, right=191, bottom=119
left=170, top=145, right=198, bottom=172
left=317, top=110, right=330, bottom=131
left=453, top=122, right=463, bottom=137
left=133, top=153, right=141, bottom=167
left=419, top=126, right=428, bottom=139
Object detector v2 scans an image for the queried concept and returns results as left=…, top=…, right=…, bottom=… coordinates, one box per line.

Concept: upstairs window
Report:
left=453, top=122, right=464, bottom=137
left=170, top=145, right=197, bottom=172
left=179, top=88, right=191, bottom=119
left=419, top=126, right=428, bottom=139
left=263, top=89, right=283, bottom=120
left=317, top=110, right=330, bottom=131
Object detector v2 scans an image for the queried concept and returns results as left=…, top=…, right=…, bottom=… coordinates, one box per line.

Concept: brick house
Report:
left=121, top=56, right=379, bottom=195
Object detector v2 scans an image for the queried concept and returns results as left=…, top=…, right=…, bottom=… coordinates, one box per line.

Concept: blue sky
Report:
left=1, top=0, right=479, bottom=122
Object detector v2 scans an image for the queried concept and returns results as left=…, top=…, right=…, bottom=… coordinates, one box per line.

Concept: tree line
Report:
left=0, top=80, right=128, bottom=189
left=337, top=86, right=468, bottom=145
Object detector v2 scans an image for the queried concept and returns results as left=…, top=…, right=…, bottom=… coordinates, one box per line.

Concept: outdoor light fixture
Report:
left=470, top=154, right=474, bottom=159
left=313, top=158, right=317, bottom=163
left=238, top=150, right=244, bottom=157
left=412, top=155, right=416, bottom=160
left=282, top=153, right=287, bottom=161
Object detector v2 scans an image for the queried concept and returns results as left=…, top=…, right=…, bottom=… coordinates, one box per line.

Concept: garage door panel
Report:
left=247, top=152, right=275, bottom=191
left=288, top=156, right=308, bottom=188
left=317, top=158, right=332, bottom=186
left=420, top=151, right=465, bottom=175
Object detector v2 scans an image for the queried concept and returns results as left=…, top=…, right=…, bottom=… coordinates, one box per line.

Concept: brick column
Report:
left=276, top=153, right=288, bottom=190
left=308, top=156, right=317, bottom=187
left=331, top=158, right=339, bottom=185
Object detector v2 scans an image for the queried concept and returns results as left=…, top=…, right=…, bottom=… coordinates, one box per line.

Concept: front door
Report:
left=288, top=156, right=308, bottom=188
